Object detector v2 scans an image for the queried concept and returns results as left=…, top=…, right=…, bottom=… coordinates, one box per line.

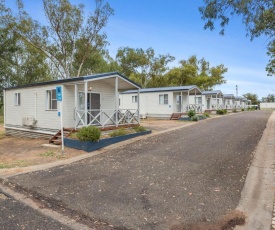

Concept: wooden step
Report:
left=49, top=128, right=75, bottom=145
left=170, top=113, right=183, bottom=120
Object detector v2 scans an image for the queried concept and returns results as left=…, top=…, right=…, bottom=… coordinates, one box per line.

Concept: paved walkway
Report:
left=0, top=111, right=272, bottom=230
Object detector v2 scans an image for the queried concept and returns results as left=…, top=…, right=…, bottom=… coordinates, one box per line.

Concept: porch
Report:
left=62, top=73, right=140, bottom=129
left=203, top=90, right=224, bottom=111
left=173, top=87, right=203, bottom=113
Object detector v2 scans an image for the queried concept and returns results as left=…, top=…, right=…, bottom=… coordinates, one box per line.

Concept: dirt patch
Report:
left=0, top=120, right=188, bottom=169
left=171, top=210, right=246, bottom=230
left=140, top=119, right=191, bottom=131
left=0, top=125, right=86, bottom=168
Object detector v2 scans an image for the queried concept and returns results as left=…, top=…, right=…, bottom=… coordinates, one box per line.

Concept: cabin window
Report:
left=132, top=95, right=138, bottom=103
left=46, top=89, right=57, bottom=110
left=14, top=93, right=21, bottom=106
left=195, top=96, right=202, bottom=104
left=159, top=94, right=168, bottom=104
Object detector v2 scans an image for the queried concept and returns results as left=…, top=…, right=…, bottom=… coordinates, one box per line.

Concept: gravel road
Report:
left=0, top=192, right=72, bottom=230
left=3, top=111, right=272, bottom=230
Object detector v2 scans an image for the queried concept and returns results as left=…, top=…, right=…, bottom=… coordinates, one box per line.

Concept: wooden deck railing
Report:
left=75, top=109, right=139, bottom=128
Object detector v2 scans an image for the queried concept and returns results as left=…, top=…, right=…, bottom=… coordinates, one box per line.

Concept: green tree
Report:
left=266, top=93, right=275, bottom=102
left=73, top=38, right=122, bottom=75
left=243, top=93, right=259, bottom=105
left=199, top=0, right=275, bottom=76
left=116, top=47, right=175, bottom=88
left=0, top=29, right=52, bottom=108
left=0, top=0, right=114, bottom=79
left=166, top=55, right=227, bottom=90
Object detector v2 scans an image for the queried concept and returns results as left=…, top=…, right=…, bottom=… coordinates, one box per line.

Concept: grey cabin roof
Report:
left=121, top=85, right=199, bottom=94
left=202, top=90, right=223, bottom=95
left=235, top=96, right=244, bottom=100
left=223, top=94, right=235, bottom=99
left=4, top=72, right=141, bottom=90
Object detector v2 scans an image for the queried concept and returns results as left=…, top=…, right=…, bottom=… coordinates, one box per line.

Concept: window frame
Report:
left=132, top=95, right=138, bottom=103
left=159, top=94, right=168, bottom=105
left=14, top=93, right=21, bottom=106
left=46, top=89, right=57, bottom=110
left=195, top=96, right=202, bottom=104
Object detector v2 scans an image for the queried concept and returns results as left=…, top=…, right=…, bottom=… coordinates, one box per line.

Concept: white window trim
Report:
left=132, top=95, right=138, bottom=103
left=159, top=94, right=168, bottom=105
left=46, top=89, right=57, bottom=110
left=195, top=96, right=202, bottom=104
left=14, top=93, right=21, bottom=106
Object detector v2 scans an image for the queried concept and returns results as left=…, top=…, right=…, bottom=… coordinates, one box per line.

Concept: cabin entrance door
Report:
left=87, top=93, right=101, bottom=125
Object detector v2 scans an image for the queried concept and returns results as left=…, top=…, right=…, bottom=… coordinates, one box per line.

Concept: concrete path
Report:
left=0, top=111, right=273, bottom=230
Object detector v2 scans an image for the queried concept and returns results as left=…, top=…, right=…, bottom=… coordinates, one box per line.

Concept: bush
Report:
left=133, top=125, right=146, bottom=132
left=203, top=112, right=210, bottom=117
left=109, top=128, right=127, bottom=137
left=216, top=109, right=224, bottom=115
left=77, top=126, right=101, bottom=142
left=216, top=109, right=228, bottom=115
left=191, top=115, right=199, bottom=121
left=241, top=108, right=245, bottom=111
left=188, top=110, right=196, bottom=118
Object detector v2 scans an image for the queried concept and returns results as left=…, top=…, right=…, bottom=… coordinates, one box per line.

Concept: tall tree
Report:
left=73, top=38, right=121, bottom=75
left=243, top=93, right=259, bottom=105
left=199, top=0, right=275, bottom=76
left=116, top=47, right=175, bottom=88
left=266, top=93, right=275, bottom=102
left=0, top=0, right=114, bottom=79
left=166, top=55, right=227, bottom=90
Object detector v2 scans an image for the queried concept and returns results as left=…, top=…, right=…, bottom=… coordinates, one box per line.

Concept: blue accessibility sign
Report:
left=56, top=86, right=62, bottom=101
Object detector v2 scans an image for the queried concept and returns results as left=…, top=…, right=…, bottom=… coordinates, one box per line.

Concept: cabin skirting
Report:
left=5, top=125, right=58, bottom=139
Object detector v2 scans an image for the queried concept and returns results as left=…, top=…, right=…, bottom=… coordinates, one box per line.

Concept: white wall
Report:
left=5, top=84, right=62, bottom=130
left=260, top=103, right=275, bottom=109
left=5, top=80, right=117, bottom=131
left=120, top=92, right=174, bottom=116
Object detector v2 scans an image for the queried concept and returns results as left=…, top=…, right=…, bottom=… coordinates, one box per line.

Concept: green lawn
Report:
left=0, top=116, right=3, bottom=124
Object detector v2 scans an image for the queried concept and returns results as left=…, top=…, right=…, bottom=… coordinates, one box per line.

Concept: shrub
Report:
left=109, top=128, right=127, bottom=137
left=188, top=110, right=196, bottom=118
left=216, top=109, right=225, bottom=115
left=191, top=115, right=199, bottom=121
left=77, top=126, right=101, bottom=142
left=241, top=108, right=245, bottom=111
left=133, top=126, right=146, bottom=132
left=223, top=109, right=227, bottom=114
left=203, top=112, right=210, bottom=117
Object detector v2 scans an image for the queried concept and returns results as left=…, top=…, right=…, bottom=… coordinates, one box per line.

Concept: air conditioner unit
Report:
left=22, top=117, right=37, bottom=126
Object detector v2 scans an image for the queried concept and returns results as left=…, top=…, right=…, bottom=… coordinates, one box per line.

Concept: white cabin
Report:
left=120, top=86, right=202, bottom=119
left=3, top=72, right=140, bottom=138
left=223, top=94, right=235, bottom=110
left=202, top=90, right=224, bottom=112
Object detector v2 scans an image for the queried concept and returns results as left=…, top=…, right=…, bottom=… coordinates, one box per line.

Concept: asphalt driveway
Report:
left=3, top=111, right=272, bottom=229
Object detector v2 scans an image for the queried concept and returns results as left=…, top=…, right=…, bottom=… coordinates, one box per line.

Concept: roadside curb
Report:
left=0, top=184, right=95, bottom=230
left=235, top=111, right=275, bottom=230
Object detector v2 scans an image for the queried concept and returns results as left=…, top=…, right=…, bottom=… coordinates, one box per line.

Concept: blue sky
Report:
left=6, top=0, right=275, bottom=99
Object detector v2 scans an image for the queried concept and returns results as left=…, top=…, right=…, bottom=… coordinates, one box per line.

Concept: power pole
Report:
left=236, top=85, right=238, bottom=97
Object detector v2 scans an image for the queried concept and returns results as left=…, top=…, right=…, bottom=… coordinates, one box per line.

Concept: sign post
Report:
left=56, top=86, right=64, bottom=154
